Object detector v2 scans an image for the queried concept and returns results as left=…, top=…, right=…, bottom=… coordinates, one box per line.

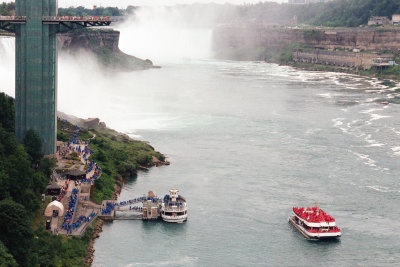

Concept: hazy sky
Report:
left=58, top=0, right=285, bottom=8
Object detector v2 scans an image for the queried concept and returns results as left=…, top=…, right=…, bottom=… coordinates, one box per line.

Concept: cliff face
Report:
left=58, top=30, right=121, bottom=52
left=57, top=30, right=154, bottom=71
left=0, top=29, right=154, bottom=71
left=212, top=25, right=400, bottom=60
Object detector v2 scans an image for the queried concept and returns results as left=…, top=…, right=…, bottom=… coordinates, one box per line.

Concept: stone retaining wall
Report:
left=292, top=49, right=393, bottom=69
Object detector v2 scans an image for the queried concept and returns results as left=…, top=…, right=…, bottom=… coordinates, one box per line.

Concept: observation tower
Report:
left=0, top=0, right=111, bottom=154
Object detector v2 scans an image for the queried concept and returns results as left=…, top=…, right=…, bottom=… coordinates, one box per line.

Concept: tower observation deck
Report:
left=0, top=0, right=111, bottom=154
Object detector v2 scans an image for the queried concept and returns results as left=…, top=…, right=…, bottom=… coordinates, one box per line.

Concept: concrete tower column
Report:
left=15, top=0, right=58, bottom=155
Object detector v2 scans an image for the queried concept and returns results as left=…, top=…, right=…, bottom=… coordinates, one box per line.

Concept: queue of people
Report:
left=101, top=201, right=114, bottom=215
left=62, top=188, right=78, bottom=234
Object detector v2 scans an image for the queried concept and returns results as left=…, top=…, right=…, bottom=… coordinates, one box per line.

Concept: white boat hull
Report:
left=161, top=214, right=187, bottom=223
left=289, top=216, right=341, bottom=239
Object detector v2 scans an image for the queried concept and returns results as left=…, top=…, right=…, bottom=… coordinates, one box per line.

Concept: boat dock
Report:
left=99, top=192, right=162, bottom=221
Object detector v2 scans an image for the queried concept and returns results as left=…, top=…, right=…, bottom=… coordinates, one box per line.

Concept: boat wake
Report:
left=124, top=256, right=199, bottom=266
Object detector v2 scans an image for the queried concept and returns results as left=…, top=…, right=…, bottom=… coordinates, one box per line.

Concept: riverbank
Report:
left=212, top=25, right=400, bottom=82
left=282, top=61, right=400, bottom=84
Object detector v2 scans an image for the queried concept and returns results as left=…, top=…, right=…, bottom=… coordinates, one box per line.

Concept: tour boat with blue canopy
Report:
left=289, top=203, right=341, bottom=239
left=161, top=189, right=187, bottom=223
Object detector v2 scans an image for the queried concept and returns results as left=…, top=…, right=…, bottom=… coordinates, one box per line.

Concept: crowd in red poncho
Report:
left=57, top=180, right=70, bottom=202
left=293, top=206, right=336, bottom=223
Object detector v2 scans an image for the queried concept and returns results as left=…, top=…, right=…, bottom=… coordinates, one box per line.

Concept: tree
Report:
left=0, top=170, right=10, bottom=200
left=0, top=199, right=34, bottom=266
left=4, top=144, right=35, bottom=208
left=0, top=241, right=17, bottom=267
left=0, top=93, right=15, bottom=132
left=23, top=129, right=43, bottom=163
left=31, top=228, right=63, bottom=267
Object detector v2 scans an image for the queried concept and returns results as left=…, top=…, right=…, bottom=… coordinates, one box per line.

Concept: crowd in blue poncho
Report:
left=129, top=206, right=143, bottom=211
left=113, top=197, right=162, bottom=207
left=65, top=127, right=100, bottom=185
left=71, top=212, right=97, bottom=230
left=100, top=197, right=164, bottom=215
left=62, top=188, right=78, bottom=234
left=56, top=125, right=105, bottom=233
left=52, top=125, right=102, bottom=234
left=163, top=194, right=184, bottom=207
left=101, top=201, right=115, bottom=215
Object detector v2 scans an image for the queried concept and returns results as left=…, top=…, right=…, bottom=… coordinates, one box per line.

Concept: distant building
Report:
left=368, top=16, right=391, bottom=26
left=288, top=0, right=333, bottom=4
left=392, top=14, right=400, bottom=25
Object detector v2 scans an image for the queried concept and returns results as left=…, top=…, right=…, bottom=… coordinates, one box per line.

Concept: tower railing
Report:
left=42, top=16, right=112, bottom=22
left=0, top=16, right=26, bottom=22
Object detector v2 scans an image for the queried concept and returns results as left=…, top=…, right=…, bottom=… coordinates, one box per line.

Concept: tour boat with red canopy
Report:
left=289, top=203, right=341, bottom=239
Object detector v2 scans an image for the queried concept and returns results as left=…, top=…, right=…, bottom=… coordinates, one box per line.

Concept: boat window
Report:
left=165, top=212, right=173, bottom=216
left=177, top=212, right=185, bottom=216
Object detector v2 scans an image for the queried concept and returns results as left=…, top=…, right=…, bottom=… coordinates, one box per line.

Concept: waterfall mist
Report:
left=117, top=6, right=215, bottom=64
left=0, top=4, right=220, bottom=132
left=0, top=37, right=15, bottom=97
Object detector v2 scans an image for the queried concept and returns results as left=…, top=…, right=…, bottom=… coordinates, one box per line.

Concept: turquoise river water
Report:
left=86, top=60, right=400, bottom=266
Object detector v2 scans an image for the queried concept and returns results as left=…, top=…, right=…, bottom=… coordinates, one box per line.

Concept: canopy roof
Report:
left=46, top=180, right=61, bottom=190
left=44, top=200, right=65, bottom=217
left=67, top=169, right=86, bottom=176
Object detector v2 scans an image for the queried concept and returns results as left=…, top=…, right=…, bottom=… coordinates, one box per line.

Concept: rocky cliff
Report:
left=57, top=29, right=154, bottom=71
left=0, top=29, right=154, bottom=70
left=212, top=25, right=400, bottom=60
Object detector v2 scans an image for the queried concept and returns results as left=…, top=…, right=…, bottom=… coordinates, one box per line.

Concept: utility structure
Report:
left=0, top=0, right=111, bottom=154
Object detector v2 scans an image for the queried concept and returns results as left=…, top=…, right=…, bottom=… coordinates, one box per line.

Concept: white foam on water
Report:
left=364, top=97, right=381, bottom=103
left=359, top=108, right=383, bottom=114
left=364, top=185, right=391, bottom=193
left=317, top=93, right=332, bottom=99
left=389, top=127, right=400, bottom=136
left=305, top=128, right=322, bottom=135
left=332, top=118, right=352, bottom=134
left=366, top=143, right=385, bottom=147
left=391, top=147, right=400, bottom=156
left=127, top=133, right=143, bottom=139
left=369, top=114, right=391, bottom=121
left=332, top=118, right=344, bottom=127
left=124, top=256, right=199, bottom=267
left=353, top=152, right=377, bottom=167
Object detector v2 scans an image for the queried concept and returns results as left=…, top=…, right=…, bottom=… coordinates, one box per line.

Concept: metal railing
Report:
left=0, top=16, right=26, bottom=21
left=42, top=16, right=112, bottom=22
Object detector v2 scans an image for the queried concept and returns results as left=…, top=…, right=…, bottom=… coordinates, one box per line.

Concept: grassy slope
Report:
left=89, top=127, right=165, bottom=203
left=58, top=120, right=166, bottom=203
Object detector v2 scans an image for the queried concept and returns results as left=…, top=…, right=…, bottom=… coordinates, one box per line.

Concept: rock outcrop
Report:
left=57, top=111, right=106, bottom=129
left=57, top=29, right=154, bottom=71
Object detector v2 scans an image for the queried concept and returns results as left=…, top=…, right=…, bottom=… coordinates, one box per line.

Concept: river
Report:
left=85, top=60, right=400, bottom=266
left=1, top=10, right=400, bottom=267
